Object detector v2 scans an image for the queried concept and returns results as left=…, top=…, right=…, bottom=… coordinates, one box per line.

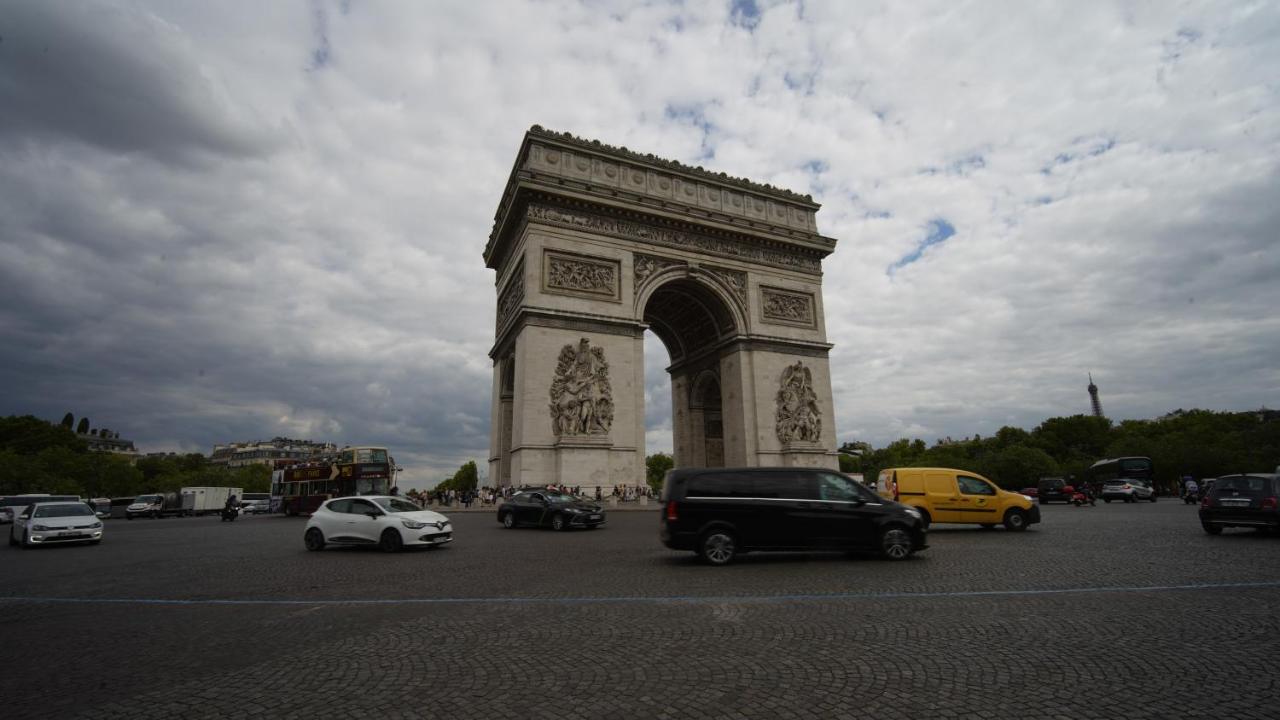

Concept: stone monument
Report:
left=485, top=126, right=840, bottom=489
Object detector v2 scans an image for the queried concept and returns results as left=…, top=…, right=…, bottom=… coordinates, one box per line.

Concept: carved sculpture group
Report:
left=775, top=361, right=822, bottom=443
left=549, top=338, right=614, bottom=437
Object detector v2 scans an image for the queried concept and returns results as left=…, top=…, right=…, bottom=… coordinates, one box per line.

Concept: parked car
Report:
left=497, top=490, right=606, bottom=531
left=1100, top=478, right=1156, bottom=503
left=240, top=498, right=271, bottom=514
left=661, top=467, right=927, bottom=564
left=304, top=496, right=452, bottom=552
left=1199, top=473, right=1279, bottom=535
left=0, top=494, right=79, bottom=524
left=876, top=467, right=1040, bottom=531
left=9, top=501, right=104, bottom=547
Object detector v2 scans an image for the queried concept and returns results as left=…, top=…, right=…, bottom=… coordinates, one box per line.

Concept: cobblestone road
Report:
left=2, top=501, right=1278, bottom=719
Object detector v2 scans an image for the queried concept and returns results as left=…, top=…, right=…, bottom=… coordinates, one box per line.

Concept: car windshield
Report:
left=134, top=495, right=161, bottom=503
left=373, top=497, right=422, bottom=513
left=34, top=504, right=95, bottom=518
left=543, top=492, right=576, bottom=502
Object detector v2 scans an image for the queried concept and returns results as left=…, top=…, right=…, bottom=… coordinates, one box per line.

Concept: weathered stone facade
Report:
left=485, top=126, right=840, bottom=488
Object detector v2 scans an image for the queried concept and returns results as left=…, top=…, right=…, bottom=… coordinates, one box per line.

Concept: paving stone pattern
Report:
left=1, top=502, right=1278, bottom=719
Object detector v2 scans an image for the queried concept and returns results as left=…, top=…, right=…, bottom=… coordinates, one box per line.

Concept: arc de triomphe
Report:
left=485, top=126, right=840, bottom=489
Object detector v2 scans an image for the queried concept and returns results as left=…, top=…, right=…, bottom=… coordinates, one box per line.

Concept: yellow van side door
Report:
left=955, top=474, right=1002, bottom=523
left=923, top=471, right=962, bottom=523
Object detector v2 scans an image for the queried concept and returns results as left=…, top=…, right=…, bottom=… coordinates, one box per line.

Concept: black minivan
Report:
left=660, top=467, right=928, bottom=565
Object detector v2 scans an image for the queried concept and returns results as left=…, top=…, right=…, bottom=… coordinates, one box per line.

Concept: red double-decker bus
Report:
left=271, top=446, right=394, bottom=516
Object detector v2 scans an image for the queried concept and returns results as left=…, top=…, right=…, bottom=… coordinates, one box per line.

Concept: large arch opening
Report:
left=641, top=278, right=740, bottom=469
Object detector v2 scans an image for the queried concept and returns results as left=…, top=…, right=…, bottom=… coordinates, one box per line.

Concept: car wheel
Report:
left=304, top=528, right=326, bottom=552
left=1202, top=523, right=1222, bottom=535
left=1073, top=499, right=1081, bottom=506
left=1003, top=509, right=1028, bottom=532
left=1150, top=495, right=1157, bottom=503
left=551, top=514, right=567, bottom=532
left=20, top=530, right=31, bottom=548
left=880, top=526, right=914, bottom=560
left=501, top=512, right=517, bottom=529
left=1104, top=498, right=1112, bottom=503
left=698, top=529, right=737, bottom=566
left=379, top=528, right=403, bottom=553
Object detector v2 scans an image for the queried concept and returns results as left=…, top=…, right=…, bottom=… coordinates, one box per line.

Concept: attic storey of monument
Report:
left=484, top=126, right=842, bottom=490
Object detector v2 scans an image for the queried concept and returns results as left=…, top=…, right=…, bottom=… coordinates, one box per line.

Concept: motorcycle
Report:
left=1066, top=484, right=1096, bottom=507
left=1183, top=490, right=1200, bottom=505
left=220, top=505, right=239, bottom=522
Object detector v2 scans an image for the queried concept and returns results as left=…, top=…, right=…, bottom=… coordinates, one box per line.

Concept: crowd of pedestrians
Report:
left=402, top=483, right=655, bottom=508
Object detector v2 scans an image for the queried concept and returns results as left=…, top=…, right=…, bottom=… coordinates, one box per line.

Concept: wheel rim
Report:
left=305, top=529, right=322, bottom=550
left=704, top=533, right=734, bottom=564
left=1009, top=513, right=1025, bottom=529
left=382, top=531, right=400, bottom=551
left=553, top=516, right=564, bottom=530
left=503, top=513, right=514, bottom=528
left=882, top=529, right=910, bottom=559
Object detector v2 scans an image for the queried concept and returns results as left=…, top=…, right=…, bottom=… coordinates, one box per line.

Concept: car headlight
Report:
left=401, top=519, right=428, bottom=529
left=32, top=524, right=51, bottom=531
left=91, top=522, right=103, bottom=529
left=1022, top=495, right=1033, bottom=503
left=901, top=507, right=921, bottom=518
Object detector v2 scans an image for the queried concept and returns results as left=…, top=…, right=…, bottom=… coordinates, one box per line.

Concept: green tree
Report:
left=61, top=412, right=75, bottom=429
left=76, top=417, right=90, bottom=435
left=436, top=461, right=479, bottom=492
left=645, top=452, right=674, bottom=491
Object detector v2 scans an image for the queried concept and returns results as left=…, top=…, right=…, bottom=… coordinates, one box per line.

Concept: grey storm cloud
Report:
left=0, top=1, right=275, bottom=160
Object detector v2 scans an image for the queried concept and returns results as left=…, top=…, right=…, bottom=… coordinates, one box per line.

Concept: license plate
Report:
left=1221, top=500, right=1250, bottom=506
left=589, top=514, right=602, bottom=520
left=58, top=531, right=79, bottom=536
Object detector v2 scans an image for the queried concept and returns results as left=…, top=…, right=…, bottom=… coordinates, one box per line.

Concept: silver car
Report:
left=9, top=501, right=104, bottom=547
left=1101, top=479, right=1156, bottom=503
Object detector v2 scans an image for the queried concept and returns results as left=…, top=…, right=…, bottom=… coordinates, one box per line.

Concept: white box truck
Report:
left=181, top=487, right=244, bottom=516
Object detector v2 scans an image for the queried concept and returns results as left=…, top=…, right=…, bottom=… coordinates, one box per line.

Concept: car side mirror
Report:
left=366, top=511, right=380, bottom=519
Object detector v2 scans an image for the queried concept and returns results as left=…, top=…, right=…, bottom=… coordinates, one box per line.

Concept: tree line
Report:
left=837, top=410, right=1280, bottom=493
left=0, top=415, right=270, bottom=498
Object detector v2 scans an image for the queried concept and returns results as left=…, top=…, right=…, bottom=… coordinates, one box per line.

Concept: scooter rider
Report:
left=224, top=493, right=240, bottom=517
left=1183, top=477, right=1199, bottom=500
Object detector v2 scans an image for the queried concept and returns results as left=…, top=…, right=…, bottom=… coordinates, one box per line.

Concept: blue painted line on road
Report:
left=2, top=580, right=1279, bottom=608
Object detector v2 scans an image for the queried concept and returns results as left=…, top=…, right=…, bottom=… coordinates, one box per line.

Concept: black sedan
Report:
left=497, top=490, right=606, bottom=531
left=1199, top=473, right=1279, bottom=535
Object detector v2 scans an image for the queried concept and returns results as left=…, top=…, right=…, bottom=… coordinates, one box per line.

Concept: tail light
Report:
left=1201, top=495, right=1212, bottom=509
left=1262, top=497, right=1278, bottom=511
left=665, top=501, right=679, bottom=522
left=1123, top=484, right=1132, bottom=490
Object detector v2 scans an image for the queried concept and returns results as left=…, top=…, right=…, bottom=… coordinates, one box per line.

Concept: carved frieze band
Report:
left=527, top=204, right=822, bottom=274
left=495, top=260, right=525, bottom=331
left=542, top=249, right=620, bottom=302
left=760, top=286, right=816, bottom=327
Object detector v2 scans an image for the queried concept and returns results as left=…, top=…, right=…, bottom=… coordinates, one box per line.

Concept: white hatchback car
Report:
left=304, top=496, right=452, bottom=552
left=9, top=501, right=104, bottom=547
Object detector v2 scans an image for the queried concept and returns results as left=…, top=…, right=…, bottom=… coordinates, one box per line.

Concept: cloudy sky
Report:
left=2, top=1, right=1277, bottom=488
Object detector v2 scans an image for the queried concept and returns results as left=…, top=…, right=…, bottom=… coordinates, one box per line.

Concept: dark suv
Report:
left=1036, top=477, right=1069, bottom=504
left=660, top=467, right=928, bottom=565
left=1199, top=473, right=1279, bottom=535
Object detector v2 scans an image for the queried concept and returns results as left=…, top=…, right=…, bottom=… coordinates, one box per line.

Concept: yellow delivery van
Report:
left=875, top=467, right=1040, bottom=531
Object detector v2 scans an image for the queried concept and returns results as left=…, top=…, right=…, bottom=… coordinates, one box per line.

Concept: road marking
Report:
left=2, top=580, right=1280, bottom=607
